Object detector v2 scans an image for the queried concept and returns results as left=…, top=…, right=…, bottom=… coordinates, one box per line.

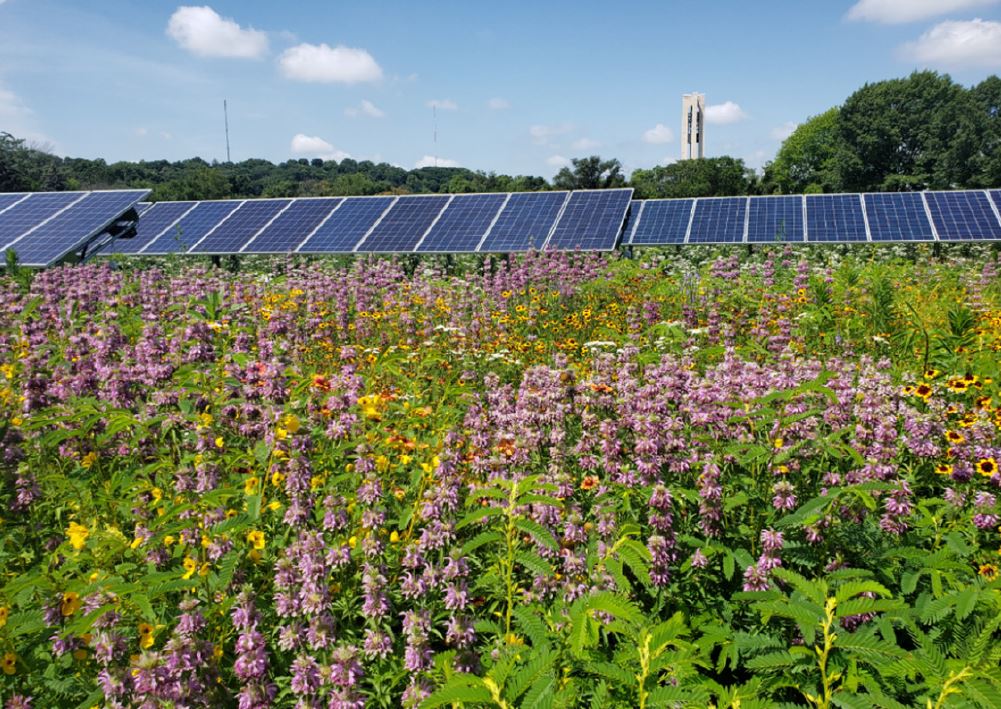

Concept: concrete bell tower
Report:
left=682, top=93, right=705, bottom=160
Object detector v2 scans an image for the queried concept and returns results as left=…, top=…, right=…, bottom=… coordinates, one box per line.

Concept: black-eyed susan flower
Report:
left=61, top=591, right=81, bottom=617
left=979, top=563, right=998, bottom=581
left=977, top=457, right=998, bottom=478
left=945, top=430, right=965, bottom=445
left=1, top=652, right=15, bottom=675
left=935, top=463, right=953, bottom=475
left=914, top=383, right=933, bottom=400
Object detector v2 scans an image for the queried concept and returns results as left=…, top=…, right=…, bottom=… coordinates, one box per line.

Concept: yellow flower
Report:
left=199, top=412, right=213, bottom=427
left=773, top=437, right=784, bottom=450
left=214, top=437, right=224, bottom=449
left=81, top=451, right=98, bottom=469
left=389, top=531, right=400, bottom=543
left=212, top=643, right=223, bottom=661
left=66, top=521, right=90, bottom=550
left=266, top=500, right=282, bottom=512
left=61, top=591, right=81, bottom=617
left=283, top=414, right=300, bottom=434
left=181, top=556, right=197, bottom=580
left=348, top=535, right=357, bottom=548
left=1, top=652, right=15, bottom=675
left=357, top=394, right=383, bottom=421
left=945, top=430, right=965, bottom=445
left=199, top=562, right=210, bottom=577
left=246, top=530, right=265, bottom=550
left=309, top=475, right=326, bottom=492
left=271, top=471, right=286, bottom=487
left=275, top=427, right=288, bottom=441
left=138, top=623, right=155, bottom=649
left=244, top=476, right=260, bottom=495
left=0, top=606, right=8, bottom=629
left=977, top=457, right=998, bottom=478
left=130, top=536, right=144, bottom=550
left=935, top=463, right=953, bottom=476
left=151, top=487, right=163, bottom=504
left=979, top=563, right=999, bottom=582
left=164, top=535, right=176, bottom=547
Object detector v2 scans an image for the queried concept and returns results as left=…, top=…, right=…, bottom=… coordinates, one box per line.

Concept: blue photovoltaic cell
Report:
left=356, top=195, right=450, bottom=252
left=688, top=198, right=746, bottom=243
left=103, top=201, right=197, bottom=254
left=10, top=190, right=149, bottom=267
left=621, top=200, right=641, bottom=242
left=0, top=193, right=29, bottom=213
left=479, top=192, right=568, bottom=252
left=417, top=193, right=506, bottom=252
left=242, top=198, right=342, bottom=253
left=0, top=192, right=86, bottom=249
left=748, top=196, right=804, bottom=243
left=865, top=192, right=934, bottom=242
left=630, top=199, right=694, bottom=245
left=142, top=200, right=243, bottom=254
left=189, top=199, right=292, bottom=254
left=298, top=196, right=394, bottom=253
left=546, top=189, right=632, bottom=250
left=135, top=202, right=152, bottom=215
left=926, top=191, right=1001, bottom=241
left=991, top=191, right=1001, bottom=219
left=805, top=194, right=867, bottom=242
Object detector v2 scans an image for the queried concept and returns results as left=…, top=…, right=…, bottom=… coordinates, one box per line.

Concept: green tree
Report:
left=553, top=156, right=625, bottom=190
left=972, top=75, right=1001, bottom=186
left=835, top=71, right=985, bottom=191
left=762, top=108, right=841, bottom=194
left=630, top=156, right=754, bottom=198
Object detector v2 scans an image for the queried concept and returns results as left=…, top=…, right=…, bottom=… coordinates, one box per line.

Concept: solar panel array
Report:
left=626, top=190, right=1001, bottom=245
left=0, top=189, right=149, bottom=266
left=5, top=187, right=1000, bottom=266
left=97, top=189, right=632, bottom=256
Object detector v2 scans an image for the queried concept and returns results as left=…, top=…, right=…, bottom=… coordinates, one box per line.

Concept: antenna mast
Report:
left=223, top=99, right=231, bottom=163
left=433, top=104, right=438, bottom=168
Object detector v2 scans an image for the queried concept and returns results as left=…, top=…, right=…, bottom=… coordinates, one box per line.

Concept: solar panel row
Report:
left=0, top=189, right=150, bottom=266
left=102, top=189, right=633, bottom=256
left=627, top=190, right=1001, bottom=245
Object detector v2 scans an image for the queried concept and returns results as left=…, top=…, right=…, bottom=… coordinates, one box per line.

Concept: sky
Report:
left=2, top=0, right=1001, bottom=179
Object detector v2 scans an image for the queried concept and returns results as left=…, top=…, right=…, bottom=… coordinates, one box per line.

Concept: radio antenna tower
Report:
left=433, top=104, right=438, bottom=168
left=223, top=99, right=232, bottom=163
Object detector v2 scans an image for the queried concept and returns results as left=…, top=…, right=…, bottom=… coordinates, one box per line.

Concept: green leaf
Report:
left=514, top=518, right=559, bottom=551
left=456, top=505, right=505, bottom=530
left=421, top=676, right=492, bottom=707
left=461, top=530, right=503, bottom=556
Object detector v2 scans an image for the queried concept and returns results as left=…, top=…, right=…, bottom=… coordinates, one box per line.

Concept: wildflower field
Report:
left=2, top=245, right=1001, bottom=708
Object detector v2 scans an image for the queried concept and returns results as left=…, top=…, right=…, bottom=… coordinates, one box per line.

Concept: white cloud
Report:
left=546, top=155, right=571, bottom=168
left=279, top=43, right=382, bottom=83
left=487, top=97, right=510, bottom=110
left=135, top=127, right=148, bottom=137
left=642, top=123, right=674, bottom=144
left=847, top=0, right=997, bottom=24
left=571, top=137, right=601, bottom=151
left=705, top=101, right=748, bottom=125
left=0, top=84, right=31, bottom=120
left=415, top=155, right=460, bottom=168
left=771, top=121, right=798, bottom=141
left=166, top=6, right=268, bottom=59
left=529, top=122, right=574, bottom=144
left=427, top=99, right=458, bottom=111
left=900, top=18, right=1001, bottom=68
left=345, top=99, right=384, bottom=118
left=290, top=133, right=351, bottom=161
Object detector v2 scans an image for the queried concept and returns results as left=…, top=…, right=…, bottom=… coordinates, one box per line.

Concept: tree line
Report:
left=1, top=71, right=998, bottom=201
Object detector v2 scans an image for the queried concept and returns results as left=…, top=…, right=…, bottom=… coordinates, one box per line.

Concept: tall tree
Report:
left=762, top=109, right=841, bottom=194
left=836, top=71, right=985, bottom=191
left=972, top=76, right=1001, bottom=186
left=553, top=156, right=625, bottom=190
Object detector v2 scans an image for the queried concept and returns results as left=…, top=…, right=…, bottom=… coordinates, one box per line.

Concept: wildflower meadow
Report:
left=2, top=245, right=1001, bottom=708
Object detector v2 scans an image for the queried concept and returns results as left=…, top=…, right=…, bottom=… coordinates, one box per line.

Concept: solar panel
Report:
left=805, top=194, right=868, bottom=242
left=0, top=192, right=87, bottom=252
left=621, top=200, right=641, bottom=242
left=297, top=196, right=394, bottom=253
left=748, top=196, right=804, bottom=243
left=103, top=201, right=197, bottom=254
left=135, top=202, right=153, bottom=215
left=5, top=190, right=149, bottom=267
left=925, top=191, right=1001, bottom=241
left=189, top=199, right=292, bottom=254
left=142, top=200, right=243, bottom=255
left=688, top=197, right=746, bottom=243
left=864, top=193, right=934, bottom=242
left=241, top=198, right=343, bottom=253
left=0, top=193, right=30, bottom=214
left=546, top=189, right=633, bottom=251
left=629, top=199, right=694, bottom=245
left=991, top=190, right=1001, bottom=219
left=416, top=193, right=507, bottom=252
left=478, top=192, right=568, bottom=252
left=355, top=195, right=450, bottom=253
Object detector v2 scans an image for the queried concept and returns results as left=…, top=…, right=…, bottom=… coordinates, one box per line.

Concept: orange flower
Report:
left=580, top=475, right=600, bottom=491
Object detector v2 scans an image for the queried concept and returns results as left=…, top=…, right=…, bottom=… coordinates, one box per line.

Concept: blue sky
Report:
left=2, top=0, right=1001, bottom=178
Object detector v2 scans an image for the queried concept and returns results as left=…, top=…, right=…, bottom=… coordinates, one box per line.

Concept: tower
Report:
left=681, top=93, right=705, bottom=160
